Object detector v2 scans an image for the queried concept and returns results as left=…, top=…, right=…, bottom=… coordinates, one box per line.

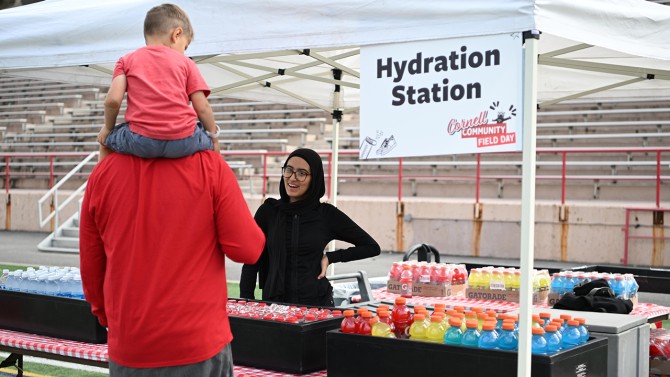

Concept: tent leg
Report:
left=328, top=69, right=343, bottom=276
left=518, top=30, right=540, bottom=377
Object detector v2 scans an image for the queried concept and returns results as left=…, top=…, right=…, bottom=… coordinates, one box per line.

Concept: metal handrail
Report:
left=1, top=147, right=668, bottom=211
left=37, top=151, right=98, bottom=229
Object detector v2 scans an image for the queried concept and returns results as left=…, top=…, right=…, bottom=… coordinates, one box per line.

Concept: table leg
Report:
left=0, top=352, right=23, bottom=376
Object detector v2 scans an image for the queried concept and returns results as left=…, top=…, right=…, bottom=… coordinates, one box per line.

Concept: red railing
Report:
left=1, top=147, right=669, bottom=206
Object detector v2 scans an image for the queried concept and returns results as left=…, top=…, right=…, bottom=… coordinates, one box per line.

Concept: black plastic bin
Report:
left=327, top=331, right=608, bottom=377
left=0, top=289, right=107, bottom=344
left=229, top=315, right=342, bottom=374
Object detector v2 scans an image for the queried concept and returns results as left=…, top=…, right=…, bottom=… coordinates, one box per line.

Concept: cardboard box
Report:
left=327, top=330, right=608, bottom=377
left=229, top=315, right=341, bottom=374
left=465, top=287, right=547, bottom=305
left=0, top=289, right=107, bottom=344
left=386, top=278, right=466, bottom=297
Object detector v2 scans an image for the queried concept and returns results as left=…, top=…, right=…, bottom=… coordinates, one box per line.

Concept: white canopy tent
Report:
left=1, top=0, right=670, bottom=375
left=1, top=0, right=670, bottom=109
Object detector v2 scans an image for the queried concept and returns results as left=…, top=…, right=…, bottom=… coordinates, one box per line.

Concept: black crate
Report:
left=229, top=315, right=342, bottom=374
left=0, top=290, right=107, bottom=344
left=327, top=331, right=608, bottom=377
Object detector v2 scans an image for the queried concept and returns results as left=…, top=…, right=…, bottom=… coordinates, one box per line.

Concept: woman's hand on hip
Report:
left=317, top=254, right=329, bottom=279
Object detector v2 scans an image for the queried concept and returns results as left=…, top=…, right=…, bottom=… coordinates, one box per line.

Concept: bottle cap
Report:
left=482, top=322, right=495, bottom=331
left=545, top=325, right=558, bottom=332
left=567, top=320, right=579, bottom=327
left=343, top=309, right=354, bottom=317
left=532, top=327, right=545, bottom=335
left=395, top=297, right=406, bottom=305
left=539, top=312, right=551, bottom=319
left=502, top=322, right=515, bottom=331
left=362, top=311, right=373, bottom=318
left=466, top=319, right=478, bottom=329
left=414, top=313, right=425, bottom=321
left=448, top=317, right=462, bottom=327
left=560, top=314, right=572, bottom=321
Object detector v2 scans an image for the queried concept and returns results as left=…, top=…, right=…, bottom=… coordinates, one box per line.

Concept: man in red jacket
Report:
left=79, top=151, right=264, bottom=376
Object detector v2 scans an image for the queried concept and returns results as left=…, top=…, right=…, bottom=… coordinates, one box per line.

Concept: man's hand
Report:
left=97, top=127, right=111, bottom=146
left=317, top=254, right=329, bottom=279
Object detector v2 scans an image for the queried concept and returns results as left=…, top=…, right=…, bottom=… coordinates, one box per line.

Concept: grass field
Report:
left=0, top=359, right=107, bottom=377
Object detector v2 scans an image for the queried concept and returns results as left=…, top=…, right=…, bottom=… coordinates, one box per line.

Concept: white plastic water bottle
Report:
left=4, top=271, right=17, bottom=291
left=72, top=275, right=85, bottom=299
left=34, top=275, right=47, bottom=295
left=58, top=275, right=72, bottom=297
left=45, top=275, right=60, bottom=296
left=0, top=269, right=9, bottom=289
left=18, top=272, right=31, bottom=293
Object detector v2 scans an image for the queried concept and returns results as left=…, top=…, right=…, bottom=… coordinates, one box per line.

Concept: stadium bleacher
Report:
left=0, top=75, right=332, bottom=191
left=1, top=74, right=669, bottom=202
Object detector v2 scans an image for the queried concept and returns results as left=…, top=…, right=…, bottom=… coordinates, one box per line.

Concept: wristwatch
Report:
left=206, top=124, right=221, bottom=138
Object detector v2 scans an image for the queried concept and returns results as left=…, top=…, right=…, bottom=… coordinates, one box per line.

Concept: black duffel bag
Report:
left=553, top=278, right=633, bottom=314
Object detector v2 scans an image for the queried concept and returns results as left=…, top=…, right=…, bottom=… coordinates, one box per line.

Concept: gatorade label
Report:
left=400, top=278, right=412, bottom=298
left=490, top=279, right=505, bottom=290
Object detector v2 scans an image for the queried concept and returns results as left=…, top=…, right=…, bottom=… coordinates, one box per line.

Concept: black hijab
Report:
left=263, top=148, right=326, bottom=300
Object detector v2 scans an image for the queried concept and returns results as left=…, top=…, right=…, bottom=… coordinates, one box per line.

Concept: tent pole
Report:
left=518, top=30, right=539, bottom=377
left=328, top=69, right=343, bottom=276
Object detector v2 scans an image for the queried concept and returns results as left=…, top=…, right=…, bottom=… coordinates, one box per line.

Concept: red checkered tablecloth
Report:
left=0, top=328, right=108, bottom=363
left=364, top=288, right=670, bottom=319
left=0, top=329, right=326, bottom=377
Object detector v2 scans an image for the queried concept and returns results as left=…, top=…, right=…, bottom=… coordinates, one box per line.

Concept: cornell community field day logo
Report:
left=449, top=101, right=518, bottom=148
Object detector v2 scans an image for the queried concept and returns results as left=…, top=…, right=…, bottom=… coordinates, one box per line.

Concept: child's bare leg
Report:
left=99, top=144, right=113, bottom=162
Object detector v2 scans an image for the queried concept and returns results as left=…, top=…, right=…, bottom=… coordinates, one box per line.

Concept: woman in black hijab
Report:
left=239, top=148, right=381, bottom=306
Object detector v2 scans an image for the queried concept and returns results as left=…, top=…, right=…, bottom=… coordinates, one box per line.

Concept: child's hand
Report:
left=97, top=128, right=111, bottom=146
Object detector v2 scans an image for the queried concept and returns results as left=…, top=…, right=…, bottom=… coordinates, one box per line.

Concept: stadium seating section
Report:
left=1, top=75, right=669, bottom=202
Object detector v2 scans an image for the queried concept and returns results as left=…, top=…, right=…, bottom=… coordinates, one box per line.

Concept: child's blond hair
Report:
left=144, top=4, right=194, bottom=42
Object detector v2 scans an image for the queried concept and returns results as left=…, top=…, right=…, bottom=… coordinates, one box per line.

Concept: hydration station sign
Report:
left=360, top=33, right=523, bottom=159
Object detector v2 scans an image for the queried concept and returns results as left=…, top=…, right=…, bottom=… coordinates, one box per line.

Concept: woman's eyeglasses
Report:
left=282, top=166, right=310, bottom=182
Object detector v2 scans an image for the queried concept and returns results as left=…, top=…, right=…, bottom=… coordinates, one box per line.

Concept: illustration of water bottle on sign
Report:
left=360, top=129, right=397, bottom=159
